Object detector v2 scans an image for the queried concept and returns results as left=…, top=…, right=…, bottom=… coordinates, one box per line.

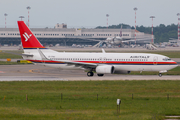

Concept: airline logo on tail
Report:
left=23, top=32, right=32, bottom=42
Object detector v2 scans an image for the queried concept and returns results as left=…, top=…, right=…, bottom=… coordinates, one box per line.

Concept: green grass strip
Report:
left=0, top=81, right=180, bottom=120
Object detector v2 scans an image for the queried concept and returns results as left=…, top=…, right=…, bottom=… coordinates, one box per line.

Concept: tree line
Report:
left=96, top=24, right=178, bottom=43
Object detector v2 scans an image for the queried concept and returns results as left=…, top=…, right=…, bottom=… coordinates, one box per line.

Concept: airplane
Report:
left=17, top=21, right=178, bottom=77
left=104, top=25, right=134, bottom=45
left=105, top=25, right=124, bottom=45
left=93, top=25, right=151, bottom=47
left=92, top=25, right=131, bottom=47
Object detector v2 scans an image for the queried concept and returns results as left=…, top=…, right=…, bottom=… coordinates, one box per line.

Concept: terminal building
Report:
left=0, top=23, right=153, bottom=46
left=169, top=39, right=180, bottom=46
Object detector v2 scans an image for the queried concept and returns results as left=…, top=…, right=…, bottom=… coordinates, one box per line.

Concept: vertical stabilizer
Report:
left=17, top=21, right=45, bottom=49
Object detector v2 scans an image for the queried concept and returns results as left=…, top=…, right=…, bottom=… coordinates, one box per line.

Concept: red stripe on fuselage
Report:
left=28, top=60, right=64, bottom=63
left=27, top=60, right=177, bottom=65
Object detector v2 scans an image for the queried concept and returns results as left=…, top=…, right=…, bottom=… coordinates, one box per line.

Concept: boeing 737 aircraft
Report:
left=17, top=21, right=178, bottom=77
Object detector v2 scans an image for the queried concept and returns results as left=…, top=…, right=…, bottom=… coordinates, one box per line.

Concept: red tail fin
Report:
left=17, top=21, right=45, bottom=48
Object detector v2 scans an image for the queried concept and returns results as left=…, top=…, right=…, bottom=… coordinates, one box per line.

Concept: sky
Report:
left=0, top=0, right=180, bottom=28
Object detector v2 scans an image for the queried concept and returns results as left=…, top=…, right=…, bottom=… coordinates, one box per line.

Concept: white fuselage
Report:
left=23, top=49, right=178, bottom=73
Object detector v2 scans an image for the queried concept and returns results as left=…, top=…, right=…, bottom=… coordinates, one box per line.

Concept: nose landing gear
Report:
left=158, top=70, right=167, bottom=77
left=97, top=74, right=104, bottom=77
left=158, top=73, right=162, bottom=77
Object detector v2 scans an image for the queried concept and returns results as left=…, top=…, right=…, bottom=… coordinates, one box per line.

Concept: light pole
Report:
left=134, top=7, right=137, bottom=44
left=177, top=13, right=180, bottom=40
left=4, top=13, right=8, bottom=28
left=106, top=14, right=109, bottom=29
left=150, top=16, right=155, bottom=43
left=19, top=16, right=25, bottom=21
left=27, top=6, right=31, bottom=27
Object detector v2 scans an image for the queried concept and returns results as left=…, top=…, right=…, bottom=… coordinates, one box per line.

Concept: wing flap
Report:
left=64, top=61, right=97, bottom=68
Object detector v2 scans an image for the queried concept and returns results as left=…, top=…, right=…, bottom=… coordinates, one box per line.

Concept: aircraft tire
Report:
left=97, top=74, right=104, bottom=77
left=87, top=72, right=94, bottom=77
left=159, top=73, right=162, bottom=77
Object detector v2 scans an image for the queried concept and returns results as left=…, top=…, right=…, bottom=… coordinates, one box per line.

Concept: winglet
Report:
left=17, top=21, right=45, bottom=49
left=102, top=49, right=106, bottom=53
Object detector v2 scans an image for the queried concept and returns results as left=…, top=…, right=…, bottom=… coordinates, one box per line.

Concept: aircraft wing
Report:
left=38, top=48, right=98, bottom=70
left=57, top=49, right=106, bottom=69
left=121, top=37, right=152, bottom=43
left=63, top=61, right=98, bottom=69
left=121, top=40, right=136, bottom=43
left=21, top=53, right=34, bottom=57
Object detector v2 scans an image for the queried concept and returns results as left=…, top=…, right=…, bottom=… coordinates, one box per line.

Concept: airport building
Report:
left=0, top=23, right=153, bottom=46
left=169, top=39, right=180, bottom=46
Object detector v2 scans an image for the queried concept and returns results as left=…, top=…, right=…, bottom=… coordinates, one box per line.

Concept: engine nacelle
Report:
left=114, top=70, right=131, bottom=74
left=96, top=65, right=115, bottom=74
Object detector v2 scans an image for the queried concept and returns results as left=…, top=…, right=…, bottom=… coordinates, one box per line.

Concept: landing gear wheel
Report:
left=159, top=73, right=162, bottom=77
left=87, top=72, right=94, bottom=77
left=97, top=74, right=104, bottom=77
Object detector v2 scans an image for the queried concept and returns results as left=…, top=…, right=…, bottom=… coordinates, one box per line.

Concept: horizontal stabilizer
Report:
left=21, top=53, right=34, bottom=57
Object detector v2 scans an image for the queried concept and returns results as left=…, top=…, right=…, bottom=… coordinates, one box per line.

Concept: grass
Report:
left=0, top=61, right=29, bottom=65
left=0, top=51, right=23, bottom=59
left=1, top=81, right=180, bottom=119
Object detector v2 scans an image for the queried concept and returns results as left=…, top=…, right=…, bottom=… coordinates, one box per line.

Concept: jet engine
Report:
left=96, top=65, right=130, bottom=75
left=96, top=65, right=115, bottom=74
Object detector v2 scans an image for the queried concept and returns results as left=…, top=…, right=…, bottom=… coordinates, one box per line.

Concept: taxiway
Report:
left=0, top=64, right=180, bottom=81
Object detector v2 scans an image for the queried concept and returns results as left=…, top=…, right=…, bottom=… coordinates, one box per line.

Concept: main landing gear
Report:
left=87, top=71, right=104, bottom=77
left=87, top=71, right=94, bottom=77
left=97, top=74, right=104, bottom=77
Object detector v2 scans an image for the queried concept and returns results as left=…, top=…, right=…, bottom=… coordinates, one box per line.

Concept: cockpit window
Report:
left=163, top=57, right=171, bottom=61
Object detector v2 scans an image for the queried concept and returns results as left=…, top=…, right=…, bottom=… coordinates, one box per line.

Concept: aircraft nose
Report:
left=167, top=60, right=178, bottom=70
left=176, top=62, right=178, bottom=66
left=173, top=60, right=178, bottom=67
